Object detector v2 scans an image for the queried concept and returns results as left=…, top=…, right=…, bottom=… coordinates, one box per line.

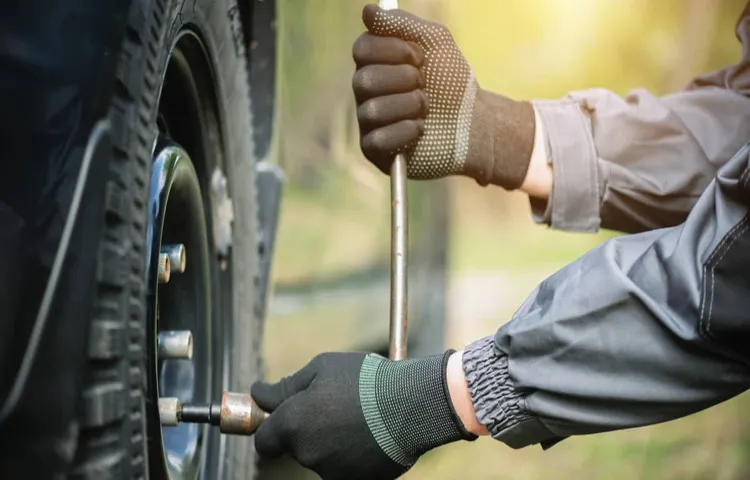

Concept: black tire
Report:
left=71, top=0, right=263, bottom=478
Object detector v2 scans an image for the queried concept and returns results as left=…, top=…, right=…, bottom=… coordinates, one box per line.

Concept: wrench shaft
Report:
left=380, top=0, right=408, bottom=363
left=389, top=153, right=408, bottom=361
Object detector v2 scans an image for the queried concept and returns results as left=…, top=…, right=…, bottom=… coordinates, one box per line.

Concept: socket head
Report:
left=220, top=392, right=268, bottom=435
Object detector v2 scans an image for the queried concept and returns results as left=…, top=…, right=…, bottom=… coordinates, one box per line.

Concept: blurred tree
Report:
left=275, top=0, right=365, bottom=186
left=665, top=0, right=721, bottom=91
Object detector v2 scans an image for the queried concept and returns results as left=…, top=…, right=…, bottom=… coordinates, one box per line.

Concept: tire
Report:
left=70, top=0, right=263, bottom=478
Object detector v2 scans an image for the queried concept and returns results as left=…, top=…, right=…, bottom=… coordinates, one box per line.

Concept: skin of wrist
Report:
left=519, top=104, right=553, bottom=199
left=446, top=350, right=489, bottom=437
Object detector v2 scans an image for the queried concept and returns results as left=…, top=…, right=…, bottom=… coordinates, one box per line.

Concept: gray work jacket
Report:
left=462, top=4, right=750, bottom=449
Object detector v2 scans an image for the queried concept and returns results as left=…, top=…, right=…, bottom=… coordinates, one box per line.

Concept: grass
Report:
left=448, top=179, right=620, bottom=275
left=271, top=166, right=391, bottom=284
left=271, top=167, right=621, bottom=290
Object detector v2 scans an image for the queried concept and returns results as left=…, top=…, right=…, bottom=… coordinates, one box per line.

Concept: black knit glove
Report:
left=352, top=4, right=536, bottom=189
left=251, top=350, right=476, bottom=480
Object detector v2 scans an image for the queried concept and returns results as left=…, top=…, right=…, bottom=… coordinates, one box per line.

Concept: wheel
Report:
left=70, top=0, right=264, bottom=478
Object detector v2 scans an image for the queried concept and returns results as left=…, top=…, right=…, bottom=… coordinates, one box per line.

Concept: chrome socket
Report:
left=158, top=330, right=194, bottom=360
left=161, top=243, right=186, bottom=274
left=219, top=392, right=269, bottom=435
left=158, top=253, right=171, bottom=283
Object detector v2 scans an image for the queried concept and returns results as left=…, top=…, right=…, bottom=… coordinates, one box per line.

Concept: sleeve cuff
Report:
left=462, top=335, right=559, bottom=449
left=530, top=99, right=602, bottom=232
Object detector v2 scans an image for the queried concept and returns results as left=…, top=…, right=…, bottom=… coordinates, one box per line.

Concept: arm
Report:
left=457, top=141, right=750, bottom=448
left=524, top=7, right=750, bottom=234
left=248, top=143, right=750, bottom=474
left=351, top=4, right=750, bottom=234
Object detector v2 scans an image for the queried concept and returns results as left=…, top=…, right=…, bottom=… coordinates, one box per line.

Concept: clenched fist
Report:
left=352, top=4, right=536, bottom=189
left=251, top=351, right=476, bottom=480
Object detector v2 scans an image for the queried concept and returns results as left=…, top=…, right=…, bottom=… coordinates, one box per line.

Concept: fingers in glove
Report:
left=251, top=361, right=317, bottom=413
left=353, top=64, right=425, bottom=103
left=253, top=399, right=296, bottom=459
left=361, top=119, right=425, bottom=173
left=253, top=416, right=285, bottom=459
left=254, top=391, right=312, bottom=460
left=353, top=32, right=424, bottom=68
left=357, top=90, right=428, bottom=134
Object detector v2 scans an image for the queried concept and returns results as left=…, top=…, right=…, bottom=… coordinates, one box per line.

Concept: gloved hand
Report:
left=251, top=350, right=476, bottom=480
left=352, top=4, right=536, bottom=190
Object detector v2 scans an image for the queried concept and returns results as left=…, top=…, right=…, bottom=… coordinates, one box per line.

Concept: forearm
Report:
left=539, top=88, right=750, bottom=233
left=516, top=88, right=750, bottom=234
left=516, top=6, right=750, bottom=234
left=455, top=142, right=750, bottom=448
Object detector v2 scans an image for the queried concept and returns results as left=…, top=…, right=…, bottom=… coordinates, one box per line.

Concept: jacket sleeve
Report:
left=462, top=141, right=750, bottom=449
left=528, top=6, right=750, bottom=234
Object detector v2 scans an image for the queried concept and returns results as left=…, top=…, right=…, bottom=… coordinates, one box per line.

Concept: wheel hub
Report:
left=145, top=138, right=213, bottom=479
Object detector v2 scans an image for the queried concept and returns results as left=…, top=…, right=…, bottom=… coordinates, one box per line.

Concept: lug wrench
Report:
left=158, top=150, right=408, bottom=434
left=384, top=0, right=409, bottom=364
left=158, top=0, right=408, bottom=435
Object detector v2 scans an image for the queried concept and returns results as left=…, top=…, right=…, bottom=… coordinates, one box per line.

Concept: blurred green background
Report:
left=259, top=1, right=750, bottom=479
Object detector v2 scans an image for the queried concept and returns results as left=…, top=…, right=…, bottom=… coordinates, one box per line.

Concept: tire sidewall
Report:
left=160, top=1, right=263, bottom=478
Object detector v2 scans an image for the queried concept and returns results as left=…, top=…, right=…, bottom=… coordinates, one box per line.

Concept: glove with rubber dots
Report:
left=251, top=350, right=477, bottom=480
left=352, top=4, right=536, bottom=189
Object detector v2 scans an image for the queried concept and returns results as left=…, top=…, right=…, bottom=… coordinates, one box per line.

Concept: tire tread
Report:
left=72, top=0, right=268, bottom=477
left=72, top=0, right=169, bottom=476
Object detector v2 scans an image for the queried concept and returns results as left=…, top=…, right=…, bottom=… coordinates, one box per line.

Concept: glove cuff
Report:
left=464, top=89, right=536, bottom=190
left=359, top=350, right=476, bottom=468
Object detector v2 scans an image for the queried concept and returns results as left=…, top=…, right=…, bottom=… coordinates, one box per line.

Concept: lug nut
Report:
left=158, top=253, right=170, bottom=283
left=159, top=397, right=181, bottom=426
left=161, top=244, right=186, bottom=274
left=158, top=330, right=194, bottom=360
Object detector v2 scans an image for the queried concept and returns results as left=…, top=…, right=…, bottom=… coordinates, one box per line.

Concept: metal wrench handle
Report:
left=379, top=0, right=408, bottom=362
left=389, top=153, right=408, bottom=361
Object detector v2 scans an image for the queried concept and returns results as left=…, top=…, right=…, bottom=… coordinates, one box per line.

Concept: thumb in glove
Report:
left=250, top=351, right=477, bottom=480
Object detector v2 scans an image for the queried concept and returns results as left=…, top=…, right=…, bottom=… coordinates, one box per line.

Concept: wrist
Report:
left=464, top=89, right=535, bottom=190
left=519, top=104, right=553, bottom=199
left=358, top=351, right=475, bottom=466
left=446, top=351, right=489, bottom=436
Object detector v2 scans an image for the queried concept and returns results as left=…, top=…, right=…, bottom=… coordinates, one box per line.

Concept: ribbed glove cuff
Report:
left=359, top=350, right=477, bottom=467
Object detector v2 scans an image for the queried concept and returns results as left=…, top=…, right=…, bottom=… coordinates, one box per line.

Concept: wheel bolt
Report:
left=159, top=397, right=181, bottom=426
left=158, top=253, right=170, bottom=283
left=161, top=244, right=186, bottom=274
left=158, top=330, right=194, bottom=360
